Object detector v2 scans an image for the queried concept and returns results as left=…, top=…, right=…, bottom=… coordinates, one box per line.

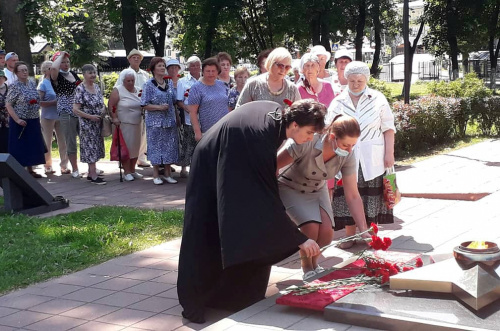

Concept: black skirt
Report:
left=8, top=117, right=46, bottom=167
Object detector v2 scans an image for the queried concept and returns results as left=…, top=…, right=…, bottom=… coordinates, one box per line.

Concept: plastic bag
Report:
left=383, top=167, right=401, bottom=209
left=110, top=127, right=130, bottom=161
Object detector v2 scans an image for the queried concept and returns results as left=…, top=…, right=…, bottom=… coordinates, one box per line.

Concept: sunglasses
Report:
left=274, top=62, right=292, bottom=71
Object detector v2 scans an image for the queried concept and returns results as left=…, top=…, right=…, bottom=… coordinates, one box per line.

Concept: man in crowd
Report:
left=4, top=52, right=19, bottom=85
left=0, top=50, right=5, bottom=70
left=115, top=49, right=151, bottom=167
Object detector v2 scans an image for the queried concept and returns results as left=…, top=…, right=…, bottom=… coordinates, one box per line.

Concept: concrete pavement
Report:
left=0, top=139, right=499, bottom=330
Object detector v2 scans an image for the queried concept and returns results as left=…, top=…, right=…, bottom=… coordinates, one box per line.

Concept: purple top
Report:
left=188, top=80, right=228, bottom=133
left=297, top=80, right=335, bottom=108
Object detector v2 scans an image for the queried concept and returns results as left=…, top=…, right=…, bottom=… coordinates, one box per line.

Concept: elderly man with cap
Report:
left=311, top=45, right=333, bottom=82
left=175, top=55, right=201, bottom=178
left=116, top=48, right=151, bottom=167
left=0, top=50, right=5, bottom=70
left=331, top=49, right=353, bottom=97
left=0, top=69, right=8, bottom=153
left=326, top=61, right=396, bottom=248
left=4, top=52, right=19, bottom=85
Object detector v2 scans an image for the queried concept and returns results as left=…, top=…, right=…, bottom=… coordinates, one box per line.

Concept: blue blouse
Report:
left=188, top=80, right=228, bottom=133
left=140, top=78, right=176, bottom=128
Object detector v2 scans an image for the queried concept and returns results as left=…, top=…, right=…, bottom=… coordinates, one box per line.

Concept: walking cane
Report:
left=117, top=126, right=123, bottom=182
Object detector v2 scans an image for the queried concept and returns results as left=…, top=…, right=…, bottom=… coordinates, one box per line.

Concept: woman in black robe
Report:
left=178, top=99, right=326, bottom=323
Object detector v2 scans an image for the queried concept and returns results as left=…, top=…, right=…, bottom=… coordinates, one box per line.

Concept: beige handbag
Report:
left=101, top=108, right=113, bottom=137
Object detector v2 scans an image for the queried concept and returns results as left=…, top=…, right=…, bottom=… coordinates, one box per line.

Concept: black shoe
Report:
left=87, top=174, right=103, bottom=180
left=91, top=177, right=107, bottom=185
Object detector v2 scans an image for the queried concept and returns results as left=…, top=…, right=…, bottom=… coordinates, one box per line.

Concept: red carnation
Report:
left=415, top=257, right=423, bottom=267
left=112, top=106, right=117, bottom=113
left=369, top=235, right=384, bottom=250
left=283, top=99, right=293, bottom=107
left=370, top=222, right=379, bottom=234
left=75, top=80, right=82, bottom=86
left=163, top=76, right=172, bottom=80
left=138, top=93, right=142, bottom=97
left=382, top=237, right=392, bottom=250
left=184, top=92, right=189, bottom=97
left=336, top=178, right=343, bottom=186
left=388, top=265, right=399, bottom=276
left=402, top=266, right=414, bottom=272
left=177, top=74, right=181, bottom=78
left=29, top=99, right=38, bottom=105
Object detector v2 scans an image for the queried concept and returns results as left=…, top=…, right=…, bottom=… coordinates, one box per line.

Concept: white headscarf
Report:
left=116, top=68, right=137, bottom=86
left=344, top=61, right=370, bottom=82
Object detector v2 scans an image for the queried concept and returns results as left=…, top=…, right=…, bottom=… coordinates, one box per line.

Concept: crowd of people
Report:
left=0, top=45, right=396, bottom=322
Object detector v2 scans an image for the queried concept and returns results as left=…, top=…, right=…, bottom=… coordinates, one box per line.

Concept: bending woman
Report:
left=277, top=114, right=369, bottom=280
left=178, top=99, right=325, bottom=324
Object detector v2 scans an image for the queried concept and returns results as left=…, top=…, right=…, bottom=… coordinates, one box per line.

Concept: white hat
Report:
left=334, top=49, right=353, bottom=61
left=311, top=45, right=331, bottom=62
left=344, top=61, right=370, bottom=82
left=127, top=49, right=143, bottom=60
left=165, top=58, right=185, bottom=73
left=299, top=53, right=319, bottom=71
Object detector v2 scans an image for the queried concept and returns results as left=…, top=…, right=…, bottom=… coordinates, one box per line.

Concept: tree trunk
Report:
left=0, top=0, right=33, bottom=75
left=370, top=0, right=382, bottom=78
left=120, top=0, right=138, bottom=55
left=488, top=1, right=500, bottom=90
left=157, top=11, right=167, bottom=57
left=311, top=15, right=321, bottom=46
left=355, top=0, right=366, bottom=61
left=462, top=53, right=469, bottom=74
left=446, top=0, right=460, bottom=80
left=204, top=4, right=221, bottom=59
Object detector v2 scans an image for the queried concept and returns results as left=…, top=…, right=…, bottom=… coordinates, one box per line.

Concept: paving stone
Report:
left=146, top=259, right=179, bottom=271
left=94, top=292, right=149, bottom=307
left=129, top=313, right=185, bottom=330
left=0, top=311, right=51, bottom=328
left=150, top=271, right=178, bottom=284
left=96, top=308, right=155, bottom=326
left=128, top=297, right=178, bottom=313
left=61, top=288, right=115, bottom=303
left=28, top=298, right=85, bottom=314
left=60, top=303, right=120, bottom=320
left=91, top=277, right=143, bottom=291
left=120, top=268, right=169, bottom=281
left=84, top=263, right=138, bottom=277
left=70, top=321, right=125, bottom=331
left=156, top=287, right=178, bottom=299
left=23, top=315, right=86, bottom=331
left=122, top=281, right=170, bottom=296
left=0, top=307, right=18, bottom=319
left=0, top=295, right=53, bottom=310
left=55, top=273, right=108, bottom=287
left=31, top=284, right=84, bottom=298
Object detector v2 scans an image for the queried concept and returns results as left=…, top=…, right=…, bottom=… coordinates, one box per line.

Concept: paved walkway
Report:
left=1, top=139, right=500, bottom=330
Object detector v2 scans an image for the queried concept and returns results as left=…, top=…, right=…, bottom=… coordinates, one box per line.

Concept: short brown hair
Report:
left=216, top=52, right=232, bottom=65
left=202, top=57, right=221, bottom=74
left=283, top=99, right=326, bottom=132
left=14, top=61, right=29, bottom=74
left=233, top=66, right=249, bottom=79
left=326, top=114, right=360, bottom=139
left=149, top=57, right=166, bottom=73
left=257, top=49, right=272, bottom=72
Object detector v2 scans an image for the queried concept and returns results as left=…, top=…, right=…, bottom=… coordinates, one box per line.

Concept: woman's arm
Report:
left=50, top=52, right=66, bottom=82
left=189, top=104, right=202, bottom=141
left=38, top=91, right=56, bottom=107
left=276, top=145, right=294, bottom=172
left=383, top=129, right=395, bottom=168
left=108, top=88, right=120, bottom=126
left=6, top=102, right=26, bottom=126
left=73, top=103, right=100, bottom=121
left=342, top=172, right=369, bottom=234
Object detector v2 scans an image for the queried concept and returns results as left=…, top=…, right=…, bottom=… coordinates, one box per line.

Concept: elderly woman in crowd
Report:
left=277, top=114, right=369, bottom=280
left=331, top=49, right=353, bottom=97
left=176, top=56, right=201, bottom=177
left=38, top=60, right=68, bottom=174
left=236, top=47, right=301, bottom=109
left=165, top=58, right=183, bottom=126
left=51, top=51, right=82, bottom=177
left=228, top=66, right=249, bottom=110
left=311, top=45, right=333, bottom=82
left=0, top=70, right=8, bottom=153
left=72, top=64, right=106, bottom=185
left=141, top=57, right=179, bottom=185
left=108, top=69, right=143, bottom=182
left=217, top=52, right=235, bottom=88
left=188, top=57, right=229, bottom=142
left=326, top=61, right=396, bottom=248
left=297, top=53, right=335, bottom=108
left=6, top=61, right=45, bottom=177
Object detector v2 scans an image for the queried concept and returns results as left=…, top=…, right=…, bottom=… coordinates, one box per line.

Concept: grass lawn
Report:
left=50, top=136, right=113, bottom=161
left=0, top=206, right=183, bottom=295
left=385, top=82, right=430, bottom=99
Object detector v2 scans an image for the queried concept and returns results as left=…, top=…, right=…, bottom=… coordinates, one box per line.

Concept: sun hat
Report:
left=334, top=49, right=353, bottom=61
left=127, top=49, right=143, bottom=60
left=311, top=45, right=331, bottom=62
left=51, top=51, right=69, bottom=62
left=5, top=52, right=18, bottom=61
left=165, top=58, right=185, bottom=73
left=0, top=70, right=7, bottom=80
left=344, top=61, right=370, bottom=82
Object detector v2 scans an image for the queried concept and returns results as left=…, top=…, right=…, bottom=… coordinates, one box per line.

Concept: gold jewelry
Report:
left=266, top=74, right=285, bottom=96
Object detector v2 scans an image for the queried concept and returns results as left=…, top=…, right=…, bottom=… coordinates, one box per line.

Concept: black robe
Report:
left=177, top=100, right=308, bottom=323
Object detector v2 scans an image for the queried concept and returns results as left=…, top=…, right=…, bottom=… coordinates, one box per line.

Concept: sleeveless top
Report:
left=117, top=85, right=142, bottom=125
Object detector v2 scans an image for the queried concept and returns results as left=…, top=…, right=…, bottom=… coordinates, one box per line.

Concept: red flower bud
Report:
left=75, top=80, right=81, bottom=86
left=177, top=74, right=181, bottom=78
left=283, top=99, right=293, bottom=107
left=336, top=178, right=343, bottom=186
left=415, top=257, right=423, bottom=267
left=370, top=222, right=379, bottom=234
left=138, top=93, right=142, bottom=97
left=29, top=99, right=37, bottom=105
left=184, top=93, right=189, bottom=97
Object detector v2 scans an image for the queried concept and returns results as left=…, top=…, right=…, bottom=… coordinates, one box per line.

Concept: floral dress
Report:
left=74, top=84, right=105, bottom=163
left=228, top=87, right=241, bottom=110
left=140, top=78, right=179, bottom=165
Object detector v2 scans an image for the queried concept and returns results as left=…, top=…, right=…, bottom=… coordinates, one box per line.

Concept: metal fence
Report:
left=378, top=61, right=441, bottom=82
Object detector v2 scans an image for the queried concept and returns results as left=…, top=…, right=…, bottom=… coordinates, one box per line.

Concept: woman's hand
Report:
left=195, top=131, right=202, bottom=142
left=159, top=104, right=169, bottom=111
left=299, top=239, right=320, bottom=258
left=112, top=117, right=121, bottom=126
left=90, top=115, right=101, bottom=122
left=17, top=119, right=27, bottom=127
left=384, top=152, right=395, bottom=168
